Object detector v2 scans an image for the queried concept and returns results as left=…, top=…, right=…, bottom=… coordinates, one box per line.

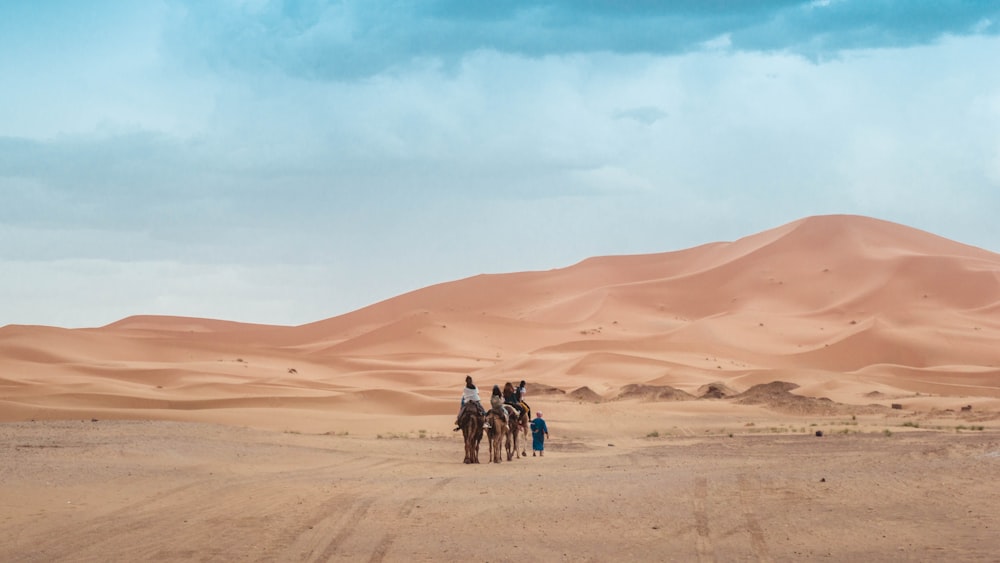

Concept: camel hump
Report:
left=458, top=401, right=480, bottom=424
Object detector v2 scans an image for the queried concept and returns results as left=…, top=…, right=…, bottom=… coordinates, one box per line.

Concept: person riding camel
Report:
left=490, top=384, right=508, bottom=424
left=453, top=375, right=486, bottom=431
left=516, top=379, right=531, bottom=419
left=503, top=381, right=526, bottom=419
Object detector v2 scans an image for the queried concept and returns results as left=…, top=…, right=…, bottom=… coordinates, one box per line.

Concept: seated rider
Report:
left=503, top=381, right=526, bottom=418
left=453, top=375, right=486, bottom=431
left=490, top=384, right=508, bottom=423
left=516, top=379, right=531, bottom=419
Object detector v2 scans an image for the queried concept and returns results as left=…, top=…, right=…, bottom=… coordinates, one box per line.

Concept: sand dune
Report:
left=2, top=214, right=999, bottom=430
left=4, top=214, right=1000, bottom=561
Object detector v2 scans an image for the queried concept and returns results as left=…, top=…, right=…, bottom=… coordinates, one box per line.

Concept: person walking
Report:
left=531, top=411, right=549, bottom=456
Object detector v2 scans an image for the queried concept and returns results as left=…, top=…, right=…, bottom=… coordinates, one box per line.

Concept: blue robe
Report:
left=531, top=417, right=548, bottom=451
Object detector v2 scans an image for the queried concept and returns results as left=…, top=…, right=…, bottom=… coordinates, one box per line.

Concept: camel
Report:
left=456, top=402, right=485, bottom=464
left=502, top=406, right=518, bottom=461
left=485, top=409, right=508, bottom=464
left=505, top=404, right=529, bottom=459
left=500, top=382, right=529, bottom=459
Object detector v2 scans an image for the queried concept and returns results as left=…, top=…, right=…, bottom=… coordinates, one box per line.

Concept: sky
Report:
left=2, top=0, right=999, bottom=328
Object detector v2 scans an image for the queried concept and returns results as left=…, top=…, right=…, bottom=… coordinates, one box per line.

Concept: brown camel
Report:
left=457, top=402, right=484, bottom=464
left=485, top=409, right=508, bottom=464
left=505, top=404, right=529, bottom=459
left=502, top=405, right=518, bottom=461
left=501, top=382, right=530, bottom=459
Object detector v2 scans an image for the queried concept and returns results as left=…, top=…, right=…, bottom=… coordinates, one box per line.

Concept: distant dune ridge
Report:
left=2, top=214, right=999, bottom=429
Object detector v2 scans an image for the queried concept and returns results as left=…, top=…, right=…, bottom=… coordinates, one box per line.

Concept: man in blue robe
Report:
left=531, top=412, right=549, bottom=456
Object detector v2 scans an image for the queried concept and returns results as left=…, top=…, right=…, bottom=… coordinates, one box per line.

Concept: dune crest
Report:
left=2, top=214, right=999, bottom=428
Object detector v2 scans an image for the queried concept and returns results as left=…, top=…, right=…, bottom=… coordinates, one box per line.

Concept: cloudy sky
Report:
left=2, top=1, right=999, bottom=328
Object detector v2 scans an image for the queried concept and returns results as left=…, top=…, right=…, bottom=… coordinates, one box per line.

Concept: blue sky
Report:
left=2, top=0, right=999, bottom=328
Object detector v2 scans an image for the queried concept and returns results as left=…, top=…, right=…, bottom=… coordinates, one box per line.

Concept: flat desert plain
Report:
left=2, top=215, right=1000, bottom=561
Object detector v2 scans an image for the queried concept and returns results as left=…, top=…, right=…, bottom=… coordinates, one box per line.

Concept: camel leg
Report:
left=495, top=429, right=501, bottom=463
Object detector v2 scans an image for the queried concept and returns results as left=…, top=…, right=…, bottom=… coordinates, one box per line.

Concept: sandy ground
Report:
left=2, top=400, right=999, bottom=562
left=3, top=215, right=1000, bottom=561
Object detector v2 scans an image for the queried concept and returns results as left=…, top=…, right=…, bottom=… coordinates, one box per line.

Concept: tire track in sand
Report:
left=369, top=476, right=456, bottom=563
left=738, top=473, right=773, bottom=563
left=9, top=476, right=264, bottom=561
left=309, top=496, right=376, bottom=562
left=692, top=476, right=716, bottom=563
left=279, top=492, right=354, bottom=560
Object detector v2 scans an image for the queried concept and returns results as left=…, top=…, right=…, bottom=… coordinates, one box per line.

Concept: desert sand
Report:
left=2, top=214, right=999, bottom=561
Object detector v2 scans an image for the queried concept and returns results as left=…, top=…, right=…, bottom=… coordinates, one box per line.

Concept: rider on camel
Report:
left=516, top=379, right=531, bottom=419
left=490, top=384, right=508, bottom=424
left=503, top=381, right=526, bottom=418
left=453, top=375, right=486, bottom=431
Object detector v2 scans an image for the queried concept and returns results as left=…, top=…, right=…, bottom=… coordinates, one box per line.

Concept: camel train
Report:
left=455, top=380, right=531, bottom=464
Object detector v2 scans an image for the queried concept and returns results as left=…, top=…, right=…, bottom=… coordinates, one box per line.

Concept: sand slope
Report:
left=2, top=214, right=999, bottom=431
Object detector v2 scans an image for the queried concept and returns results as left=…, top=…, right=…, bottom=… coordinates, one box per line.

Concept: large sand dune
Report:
left=4, top=214, right=1000, bottom=561
left=3, top=214, right=998, bottom=430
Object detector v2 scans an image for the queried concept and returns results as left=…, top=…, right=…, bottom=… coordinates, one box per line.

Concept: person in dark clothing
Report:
left=503, top=381, right=525, bottom=418
left=516, top=379, right=530, bottom=419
